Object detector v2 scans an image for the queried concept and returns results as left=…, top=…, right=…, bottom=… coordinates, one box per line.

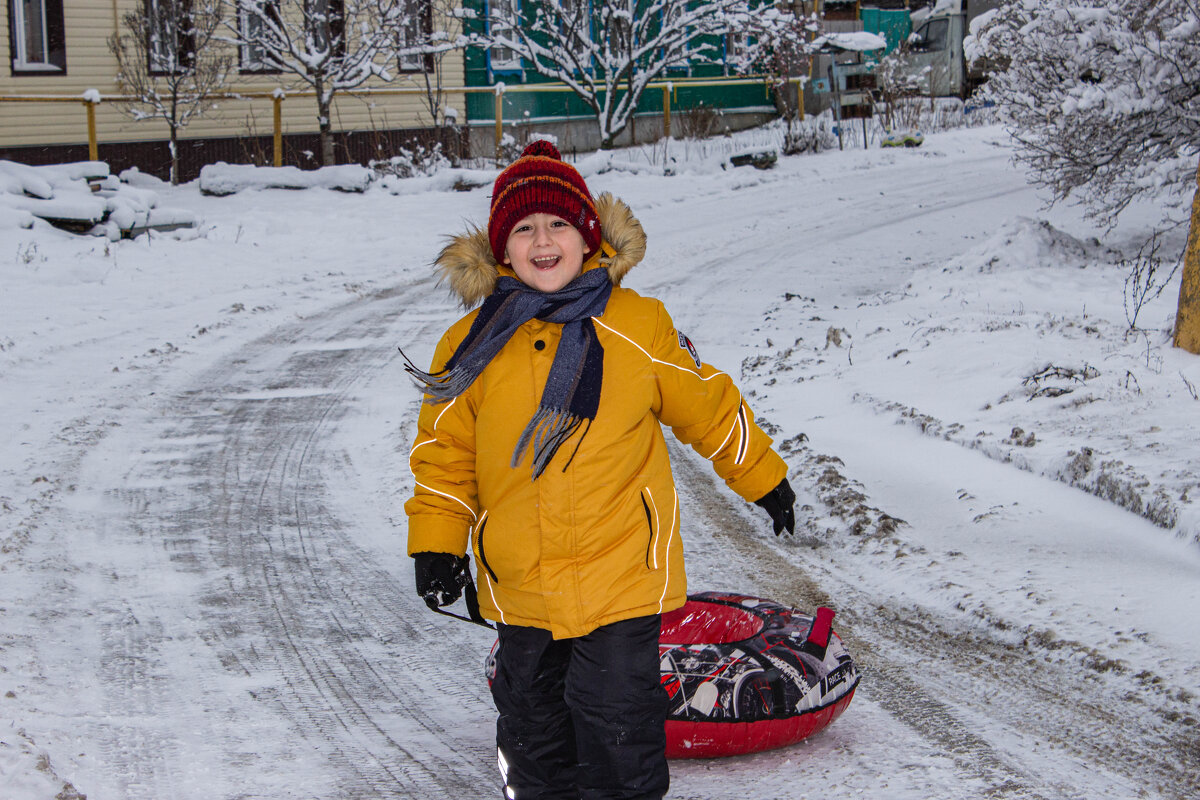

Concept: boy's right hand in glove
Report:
left=413, top=552, right=470, bottom=608
left=754, top=478, right=796, bottom=536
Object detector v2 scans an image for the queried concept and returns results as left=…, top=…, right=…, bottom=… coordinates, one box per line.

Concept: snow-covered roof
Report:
left=811, top=31, right=889, bottom=53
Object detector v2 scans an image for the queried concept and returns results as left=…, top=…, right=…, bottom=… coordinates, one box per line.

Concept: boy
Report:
left=404, top=140, right=795, bottom=800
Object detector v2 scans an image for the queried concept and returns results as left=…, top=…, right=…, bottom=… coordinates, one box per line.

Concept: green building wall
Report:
left=459, top=0, right=781, bottom=128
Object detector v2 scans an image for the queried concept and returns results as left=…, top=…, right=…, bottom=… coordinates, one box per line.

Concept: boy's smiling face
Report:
left=504, top=213, right=587, bottom=293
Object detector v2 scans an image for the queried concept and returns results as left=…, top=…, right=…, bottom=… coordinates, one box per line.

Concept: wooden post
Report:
left=272, top=94, right=283, bottom=167
left=85, top=100, right=98, bottom=161
left=494, top=85, right=505, bottom=165
left=662, top=84, right=671, bottom=140
left=1173, top=156, right=1200, bottom=354
left=797, top=77, right=805, bottom=122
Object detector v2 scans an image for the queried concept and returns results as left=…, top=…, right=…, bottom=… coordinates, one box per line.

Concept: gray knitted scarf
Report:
left=405, top=269, right=612, bottom=478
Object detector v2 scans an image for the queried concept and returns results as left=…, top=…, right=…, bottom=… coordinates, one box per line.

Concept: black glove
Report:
left=754, top=478, right=796, bottom=536
left=413, top=552, right=470, bottom=608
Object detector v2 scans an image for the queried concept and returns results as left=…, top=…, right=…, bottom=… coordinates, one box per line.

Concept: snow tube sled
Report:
left=659, top=592, right=859, bottom=758
left=483, top=592, right=859, bottom=760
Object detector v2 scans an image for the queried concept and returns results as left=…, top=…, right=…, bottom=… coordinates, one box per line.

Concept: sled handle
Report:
left=801, top=606, right=835, bottom=660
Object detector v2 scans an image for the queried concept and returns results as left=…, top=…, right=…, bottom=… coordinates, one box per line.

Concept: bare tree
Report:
left=227, top=0, right=412, bottom=165
left=109, top=0, right=232, bottom=184
left=483, top=0, right=752, bottom=150
left=394, top=0, right=471, bottom=134
left=724, top=6, right=819, bottom=150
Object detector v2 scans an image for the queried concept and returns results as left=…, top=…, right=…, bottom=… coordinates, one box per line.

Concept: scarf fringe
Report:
left=401, top=348, right=474, bottom=403
left=513, top=405, right=586, bottom=479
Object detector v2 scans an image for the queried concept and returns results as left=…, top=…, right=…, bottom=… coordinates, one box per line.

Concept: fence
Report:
left=0, top=76, right=807, bottom=170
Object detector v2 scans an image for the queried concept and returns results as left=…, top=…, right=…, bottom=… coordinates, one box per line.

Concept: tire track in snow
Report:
left=108, top=280, right=497, bottom=798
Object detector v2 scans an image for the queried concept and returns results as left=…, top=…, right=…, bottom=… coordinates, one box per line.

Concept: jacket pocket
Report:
left=474, top=514, right=498, bottom=584
left=642, top=489, right=661, bottom=570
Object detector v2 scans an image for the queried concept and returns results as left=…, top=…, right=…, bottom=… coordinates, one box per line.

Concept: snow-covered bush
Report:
left=494, top=133, right=524, bottom=167
left=370, top=143, right=452, bottom=179
left=972, top=0, right=1200, bottom=228
left=874, top=51, right=928, bottom=133
left=782, top=113, right=837, bottom=155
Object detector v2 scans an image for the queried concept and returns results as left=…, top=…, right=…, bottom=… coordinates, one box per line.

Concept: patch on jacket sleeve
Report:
left=677, top=331, right=701, bottom=369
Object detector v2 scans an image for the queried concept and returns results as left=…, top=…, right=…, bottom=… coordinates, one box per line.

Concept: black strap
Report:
left=743, top=646, right=788, bottom=715
left=425, top=574, right=495, bottom=630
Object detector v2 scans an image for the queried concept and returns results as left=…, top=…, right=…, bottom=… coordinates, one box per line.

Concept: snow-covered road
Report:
left=3, top=126, right=1198, bottom=800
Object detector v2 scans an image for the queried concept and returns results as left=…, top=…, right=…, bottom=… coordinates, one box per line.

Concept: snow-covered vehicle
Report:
left=897, top=0, right=1003, bottom=97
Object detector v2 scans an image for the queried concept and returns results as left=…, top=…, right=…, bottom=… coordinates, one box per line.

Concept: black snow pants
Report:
left=490, top=614, right=669, bottom=800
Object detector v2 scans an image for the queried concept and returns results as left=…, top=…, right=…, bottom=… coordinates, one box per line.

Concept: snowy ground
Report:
left=2, top=124, right=1199, bottom=800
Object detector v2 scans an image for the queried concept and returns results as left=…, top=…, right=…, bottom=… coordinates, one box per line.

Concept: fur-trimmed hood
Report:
left=434, top=192, right=647, bottom=308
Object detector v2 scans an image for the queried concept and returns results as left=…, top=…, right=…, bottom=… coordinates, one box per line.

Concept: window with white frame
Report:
left=309, top=0, right=346, bottom=60
left=9, top=0, right=66, bottom=73
left=724, top=31, right=747, bottom=75
left=146, top=0, right=195, bottom=74
left=488, top=0, right=521, bottom=72
left=396, top=0, right=432, bottom=72
left=239, top=0, right=280, bottom=72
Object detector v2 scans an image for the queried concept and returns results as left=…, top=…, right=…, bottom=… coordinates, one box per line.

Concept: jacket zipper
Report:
left=475, top=517, right=498, bottom=584
left=642, top=490, right=659, bottom=569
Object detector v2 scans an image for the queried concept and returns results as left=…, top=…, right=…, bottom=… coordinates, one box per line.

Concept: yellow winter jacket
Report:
left=405, top=194, right=787, bottom=639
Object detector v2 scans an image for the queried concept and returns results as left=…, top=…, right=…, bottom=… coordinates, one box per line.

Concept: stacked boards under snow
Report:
left=659, top=592, right=859, bottom=758
left=484, top=591, right=859, bottom=759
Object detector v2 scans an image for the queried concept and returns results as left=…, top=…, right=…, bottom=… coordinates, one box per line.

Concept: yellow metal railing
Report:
left=0, top=75, right=804, bottom=167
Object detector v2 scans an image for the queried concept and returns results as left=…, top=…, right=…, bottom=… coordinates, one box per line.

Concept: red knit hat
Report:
left=488, top=140, right=602, bottom=265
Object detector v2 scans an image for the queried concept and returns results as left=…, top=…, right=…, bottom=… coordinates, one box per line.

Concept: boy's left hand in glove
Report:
left=754, top=478, right=796, bottom=535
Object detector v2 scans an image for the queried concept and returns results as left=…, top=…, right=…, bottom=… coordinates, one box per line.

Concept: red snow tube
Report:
left=659, top=592, right=859, bottom=759
left=483, top=592, right=859, bottom=760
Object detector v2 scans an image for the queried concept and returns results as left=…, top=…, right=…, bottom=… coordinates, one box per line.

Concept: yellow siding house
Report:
left=1, top=0, right=466, bottom=179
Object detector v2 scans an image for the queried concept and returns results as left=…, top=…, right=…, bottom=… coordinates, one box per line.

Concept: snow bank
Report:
left=944, top=216, right=1117, bottom=273
left=810, top=215, right=1200, bottom=545
left=117, top=166, right=167, bottom=189
left=0, top=730, right=84, bottom=800
left=0, top=160, right=195, bottom=238
left=0, top=205, right=34, bottom=229
left=380, top=167, right=496, bottom=196
left=0, top=160, right=55, bottom=199
left=198, top=163, right=373, bottom=196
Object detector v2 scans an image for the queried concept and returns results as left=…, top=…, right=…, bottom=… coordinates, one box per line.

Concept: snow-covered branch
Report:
left=975, top=0, right=1200, bottom=228
left=224, top=0, right=465, bottom=164
left=482, top=0, right=771, bottom=149
left=109, top=0, right=232, bottom=184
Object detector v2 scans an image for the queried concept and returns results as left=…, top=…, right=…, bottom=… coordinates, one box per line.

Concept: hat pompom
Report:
left=522, top=139, right=561, bottom=160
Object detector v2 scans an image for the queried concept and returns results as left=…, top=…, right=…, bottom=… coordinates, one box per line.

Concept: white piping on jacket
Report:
left=656, top=487, right=679, bottom=613
left=593, top=316, right=728, bottom=381
left=592, top=316, right=745, bottom=464
left=707, top=418, right=739, bottom=463
left=735, top=404, right=749, bottom=466
left=408, top=397, right=478, bottom=522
